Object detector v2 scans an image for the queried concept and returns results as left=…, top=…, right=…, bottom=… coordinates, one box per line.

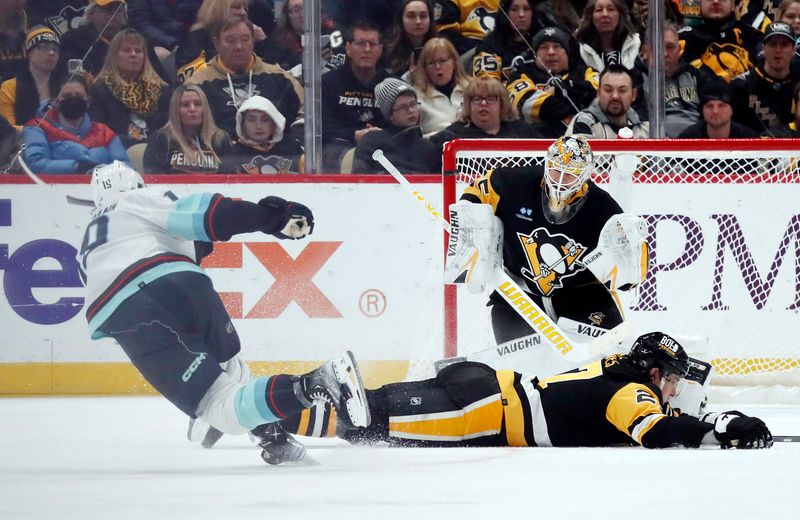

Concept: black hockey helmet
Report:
left=628, top=332, right=689, bottom=378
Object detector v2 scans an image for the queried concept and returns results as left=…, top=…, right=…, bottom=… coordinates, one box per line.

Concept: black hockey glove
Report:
left=258, top=196, right=315, bottom=240
left=707, top=411, right=773, bottom=449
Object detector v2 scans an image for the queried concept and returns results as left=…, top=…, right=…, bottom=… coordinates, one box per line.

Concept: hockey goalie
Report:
left=442, top=135, right=709, bottom=415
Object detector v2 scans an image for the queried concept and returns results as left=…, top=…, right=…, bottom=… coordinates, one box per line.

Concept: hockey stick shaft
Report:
left=373, top=149, right=581, bottom=362
left=774, top=436, right=800, bottom=442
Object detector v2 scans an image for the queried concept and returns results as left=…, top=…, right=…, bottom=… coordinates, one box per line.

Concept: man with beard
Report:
left=565, top=64, right=649, bottom=138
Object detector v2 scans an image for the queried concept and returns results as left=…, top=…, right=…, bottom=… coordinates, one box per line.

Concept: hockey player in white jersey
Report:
left=78, top=161, right=370, bottom=465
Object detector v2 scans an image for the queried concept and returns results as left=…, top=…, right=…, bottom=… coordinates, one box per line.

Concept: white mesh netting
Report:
left=444, top=139, right=800, bottom=391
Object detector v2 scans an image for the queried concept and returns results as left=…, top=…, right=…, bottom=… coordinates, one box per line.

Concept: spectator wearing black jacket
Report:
left=0, top=26, right=65, bottom=129
left=731, top=22, right=800, bottom=136
left=0, top=0, right=28, bottom=82
left=321, top=20, right=389, bottom=171
left=505, top=26, right=598, bottom=138
left=58, top=0, right=171, bottom=81
left=473, top=0, right=568, bottom=84
left=678, top=0, right=763, bottom=83
left=430, top=76, right=541, bottom=153
left=175, top=0, right=272, bottom=78
left=382, top=0, right=437, bottom=79
left=89, top=28, right=172, bottom=148
left=143, top=83, right=233, bottom=173
left=185, top=16, right=304, bottom=139
left=678, top=79, right=758, bottom=138
left=766, top=81, right=800, bottom=137
left=127, top=0, right=201, bottom=52
left=353, top=78, right=439, bottom=174
left=0, top=113, right=20, bottom=170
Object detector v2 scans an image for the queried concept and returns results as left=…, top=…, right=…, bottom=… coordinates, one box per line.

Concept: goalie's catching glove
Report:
left=258, top=196, right=315, bottom=239
left=702, top=411, right=773, bottom=449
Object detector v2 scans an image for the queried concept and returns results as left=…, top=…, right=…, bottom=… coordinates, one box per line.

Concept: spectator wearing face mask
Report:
left=22, top=73, right=130, bottom=174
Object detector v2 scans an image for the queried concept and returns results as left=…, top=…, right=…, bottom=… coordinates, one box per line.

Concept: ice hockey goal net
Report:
left=442, top=138, right=800, bottom=396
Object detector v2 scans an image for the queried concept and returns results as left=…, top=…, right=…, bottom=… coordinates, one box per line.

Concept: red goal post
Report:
left=442, top=138, right=800, bottom=394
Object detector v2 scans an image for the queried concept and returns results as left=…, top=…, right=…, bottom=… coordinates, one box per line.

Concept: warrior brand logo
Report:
left=182, top=353, right=207, bottom=382
left=410, top=397, right=422, bottom=406
left=496, top=281, right=573, bottom=356
left=517, top=228, right=586, bottom=295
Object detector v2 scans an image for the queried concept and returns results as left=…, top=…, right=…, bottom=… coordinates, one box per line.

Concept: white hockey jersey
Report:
left=79, top=187, right=219, bottom=338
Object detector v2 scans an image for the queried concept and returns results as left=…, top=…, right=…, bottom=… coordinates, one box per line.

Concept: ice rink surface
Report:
left=1, top=396, right=799, bottom=520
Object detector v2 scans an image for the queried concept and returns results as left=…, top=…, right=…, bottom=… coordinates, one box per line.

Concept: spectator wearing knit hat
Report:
left=678, top=79, right=758, bottom=138
left=505, top=26, right=599, bottom=138
left=730, top=22, right=800, bottom=136
left=472, top=0, right=568, bottom=84
left=0, top=26, right=66, bottom=129
left=352, top=77, right=440, bottom=174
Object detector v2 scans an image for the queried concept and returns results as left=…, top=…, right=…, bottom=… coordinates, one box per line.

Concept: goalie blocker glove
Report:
left=702, top=411, right=774, bottom=449
left=259, top=196, right=315, bottom=239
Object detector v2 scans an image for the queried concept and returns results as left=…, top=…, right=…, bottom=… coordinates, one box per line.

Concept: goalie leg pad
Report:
left=445, top=202, right=504, bottom=294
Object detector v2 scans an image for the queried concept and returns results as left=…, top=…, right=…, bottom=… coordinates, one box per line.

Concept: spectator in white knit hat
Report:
left=352, top=77, right=440, bottom=174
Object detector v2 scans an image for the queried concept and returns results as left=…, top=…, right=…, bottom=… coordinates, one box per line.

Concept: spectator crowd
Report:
left=1, top=0, right=799, bottom=175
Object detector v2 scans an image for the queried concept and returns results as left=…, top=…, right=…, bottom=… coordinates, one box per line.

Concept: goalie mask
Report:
left=628, top=332, right=690, bottom=380
left=542, top=135, right=593, bottom=224
left=91, top=161, right=145, bottom=207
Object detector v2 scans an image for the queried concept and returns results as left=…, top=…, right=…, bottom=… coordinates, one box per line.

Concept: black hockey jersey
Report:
left=503, top=356, right=714, bottom=448
left=461, top=166, right=622, bottom=298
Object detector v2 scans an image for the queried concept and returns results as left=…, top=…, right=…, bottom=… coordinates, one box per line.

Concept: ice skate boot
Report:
left=294, top=350, right=371, bottom=429
left=251, top=422, right=307, bottom=465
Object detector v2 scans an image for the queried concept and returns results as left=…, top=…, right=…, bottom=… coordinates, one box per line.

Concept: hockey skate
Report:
left=251, top=422, right=307, bottom=465
left=294, top=350, right=371, bottom=429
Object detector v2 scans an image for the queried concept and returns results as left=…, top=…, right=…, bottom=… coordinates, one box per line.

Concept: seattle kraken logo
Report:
left=517, top=228, right=586, bottom=295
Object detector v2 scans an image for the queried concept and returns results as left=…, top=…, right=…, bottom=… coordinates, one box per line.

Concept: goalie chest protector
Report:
left=461, top=165, right=623, bottom=297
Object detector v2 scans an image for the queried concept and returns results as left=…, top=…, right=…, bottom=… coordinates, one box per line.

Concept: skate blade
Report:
left=333, top=350, right=371, bottom=428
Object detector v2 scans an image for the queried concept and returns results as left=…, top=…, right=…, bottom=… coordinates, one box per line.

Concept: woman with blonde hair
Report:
left=143, top=84, right=233, bottom=173
left=90, top=28, right=172, bottom=148
left=176, top=0, right=269, bottom=74
left=430, top=76, right=539, bottom=150
left=411, top=37, right=470, bottom=137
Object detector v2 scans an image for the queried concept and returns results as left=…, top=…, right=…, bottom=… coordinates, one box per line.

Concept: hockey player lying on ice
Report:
left=263, top=332, right=772, bottom=463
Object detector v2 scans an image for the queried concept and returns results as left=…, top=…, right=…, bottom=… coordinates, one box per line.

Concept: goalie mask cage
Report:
left=442, top=138, right=800, bottom=399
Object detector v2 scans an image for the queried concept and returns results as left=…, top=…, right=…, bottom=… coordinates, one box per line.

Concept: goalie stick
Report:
left=373, top=149, right=585, bottom=363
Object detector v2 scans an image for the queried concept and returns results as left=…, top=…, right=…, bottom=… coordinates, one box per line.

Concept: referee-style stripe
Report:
left=388, top=394, right=503, bottom=442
